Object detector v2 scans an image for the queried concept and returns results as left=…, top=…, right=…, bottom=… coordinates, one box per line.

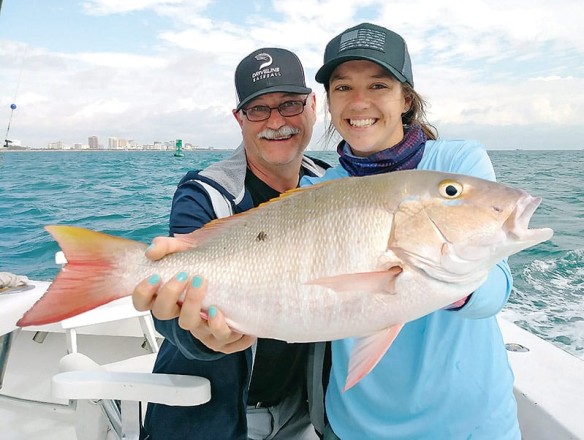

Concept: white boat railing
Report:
left=499, top=317, right=584, bottom=439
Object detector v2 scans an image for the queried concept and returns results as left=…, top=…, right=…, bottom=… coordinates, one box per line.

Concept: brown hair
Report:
left=401, top=83, right=438, bottom=140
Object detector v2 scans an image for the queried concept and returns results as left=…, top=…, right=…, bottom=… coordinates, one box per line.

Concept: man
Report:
left=133, top=47, right=330, bottom=440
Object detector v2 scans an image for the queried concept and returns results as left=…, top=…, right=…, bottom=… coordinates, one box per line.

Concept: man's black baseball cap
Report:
left=235, top=47, right=312, bottom=111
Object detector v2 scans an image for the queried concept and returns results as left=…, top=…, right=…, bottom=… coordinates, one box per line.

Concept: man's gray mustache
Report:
left=257, top=126, right=300, bottom=140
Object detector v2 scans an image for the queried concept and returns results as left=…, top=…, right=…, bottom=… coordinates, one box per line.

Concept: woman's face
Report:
left=328, top=60, right=410, bottom=157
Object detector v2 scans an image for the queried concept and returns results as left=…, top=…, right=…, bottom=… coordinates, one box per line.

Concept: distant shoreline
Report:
left=1, top=147, right=336, bottom=153
left=1, top=147, right=582, bottom=153
left=0, top=148, right=234, bottom=153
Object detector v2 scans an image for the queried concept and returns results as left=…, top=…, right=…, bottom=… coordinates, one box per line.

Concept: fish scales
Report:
left=124, top=176, right=397, bottom=340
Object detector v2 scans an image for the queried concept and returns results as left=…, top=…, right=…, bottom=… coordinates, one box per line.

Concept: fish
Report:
left=17, top=170, right=553, bottom=389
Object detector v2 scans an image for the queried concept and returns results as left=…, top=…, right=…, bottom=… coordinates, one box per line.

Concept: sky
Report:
left=0, top=0, right=583, bottom=150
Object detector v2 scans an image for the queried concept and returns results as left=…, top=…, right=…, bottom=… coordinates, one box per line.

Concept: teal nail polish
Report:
left=146, top=243, right=155, bottom=252
left=209, top=306, right=217, bottom=319
left=148, top=274, right=160, bottom=285
left=192, top=276, right=203, bottom=288
left=176, top=272, right=188, bottom=282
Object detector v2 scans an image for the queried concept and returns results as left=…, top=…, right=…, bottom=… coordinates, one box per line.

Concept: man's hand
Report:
left=132, top=236, right=256, bottom=354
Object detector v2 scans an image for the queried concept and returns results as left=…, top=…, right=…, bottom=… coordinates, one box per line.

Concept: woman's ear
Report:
left=403, top=94, right=413, bottom=114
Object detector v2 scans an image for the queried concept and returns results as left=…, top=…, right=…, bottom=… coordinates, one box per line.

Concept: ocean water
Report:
left=1, top=149, right=582, bottom=359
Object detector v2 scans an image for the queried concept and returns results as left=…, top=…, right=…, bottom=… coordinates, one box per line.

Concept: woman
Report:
left=301, top=22, right=520, bottom=440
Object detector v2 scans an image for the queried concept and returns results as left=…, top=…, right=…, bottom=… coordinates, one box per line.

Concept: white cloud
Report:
left=1, top=0, right=582, bottom=149
left=81, top=0, right=206, bottom=16
left=73, top=52, right=167, bottom=69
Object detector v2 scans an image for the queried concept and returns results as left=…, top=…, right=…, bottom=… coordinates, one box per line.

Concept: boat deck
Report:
left=1, top=330, right=147, bottom=440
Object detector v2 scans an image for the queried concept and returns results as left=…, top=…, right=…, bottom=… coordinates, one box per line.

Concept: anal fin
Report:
left=345, top=323, right=404, bottom=391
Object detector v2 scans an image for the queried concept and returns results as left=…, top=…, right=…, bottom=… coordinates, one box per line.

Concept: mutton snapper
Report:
left=17, top=170, right=553, bottom=389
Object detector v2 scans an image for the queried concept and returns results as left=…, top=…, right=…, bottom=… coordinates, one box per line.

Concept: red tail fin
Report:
left=17, top=225, right=146, bottom=327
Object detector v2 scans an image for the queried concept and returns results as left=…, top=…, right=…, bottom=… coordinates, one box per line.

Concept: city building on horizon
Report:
left=88, top=136, right=99, bottom=149
left=9, top=135, right=206, bottom=150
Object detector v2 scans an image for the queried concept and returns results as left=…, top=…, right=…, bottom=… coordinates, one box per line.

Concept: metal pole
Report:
left=0, top=331, right=16, bottom=389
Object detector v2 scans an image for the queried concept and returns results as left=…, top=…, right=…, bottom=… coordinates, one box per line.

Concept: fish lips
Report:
left=439, top=194, right=554, bottom=276
left=398, top=193, right=554, bottom=281
left=503, top=194, right=554, bottom=245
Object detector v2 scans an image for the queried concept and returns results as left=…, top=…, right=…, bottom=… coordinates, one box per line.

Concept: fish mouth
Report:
left=443, top=193, right=554, bottom=257
left=457, top=193, right=554, bottom=261
left=504, top=194, right=554, bottom=244
left=391, top=193, right=553, bottom=282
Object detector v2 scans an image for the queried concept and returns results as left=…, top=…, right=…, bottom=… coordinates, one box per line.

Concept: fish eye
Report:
left=439, top=180, right=463, bottom=199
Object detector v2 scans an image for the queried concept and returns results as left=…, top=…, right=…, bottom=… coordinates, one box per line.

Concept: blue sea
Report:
left=1, top=149, right=582, bottom=359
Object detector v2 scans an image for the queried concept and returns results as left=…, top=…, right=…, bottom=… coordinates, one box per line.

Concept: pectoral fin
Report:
left=306, top=266, right=402, bottom=294
left=345, top=324, right=404, bottom=391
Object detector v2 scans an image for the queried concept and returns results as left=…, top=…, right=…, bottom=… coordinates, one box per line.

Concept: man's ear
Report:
left=233, top=109, right=244, bottom=128
left=308, top=92, right=317, bottom=111
left=307, top=92, right=318, bottom=124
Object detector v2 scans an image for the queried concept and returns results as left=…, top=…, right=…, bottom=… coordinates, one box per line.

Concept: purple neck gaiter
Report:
left=338, top=124, right=427, bottom=177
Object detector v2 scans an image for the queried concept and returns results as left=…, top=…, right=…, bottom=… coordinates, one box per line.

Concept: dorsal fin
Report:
left=175, top=178, right=340, bottom=249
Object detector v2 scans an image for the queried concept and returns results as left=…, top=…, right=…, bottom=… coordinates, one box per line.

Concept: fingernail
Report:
left=146, top=243, right=155, bottom=253
left=209, top=306, right=217, bottom=319
left=176, top=272, right=188, bottom=282
left=148, top=274, right=160, bottom=285
left=192, top=276, right=203, bottom=288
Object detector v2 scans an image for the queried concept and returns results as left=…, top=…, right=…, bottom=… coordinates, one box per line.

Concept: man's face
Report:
left=233, top=92, right=316, bottom=170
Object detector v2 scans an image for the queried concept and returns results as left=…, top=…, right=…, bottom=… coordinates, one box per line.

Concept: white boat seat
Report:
left=53, top=352, right=211, bottom=440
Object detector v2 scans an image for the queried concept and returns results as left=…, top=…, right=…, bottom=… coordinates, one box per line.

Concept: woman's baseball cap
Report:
left=315, top=23, right=414, bottom=87
left=235, top=48, right=312, bottom=111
